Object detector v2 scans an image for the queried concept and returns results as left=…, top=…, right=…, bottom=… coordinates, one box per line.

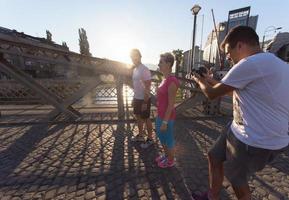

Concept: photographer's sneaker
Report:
left=131, top=134, right=145, bottom=142
left=140, top=138, right=154, bottom=148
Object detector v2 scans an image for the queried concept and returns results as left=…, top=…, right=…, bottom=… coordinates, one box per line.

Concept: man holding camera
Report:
left=192, top=26, right=289, bottom=200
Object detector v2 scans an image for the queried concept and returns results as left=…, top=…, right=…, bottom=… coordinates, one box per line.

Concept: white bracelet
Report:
left=162, top=120, right=168, bottom=125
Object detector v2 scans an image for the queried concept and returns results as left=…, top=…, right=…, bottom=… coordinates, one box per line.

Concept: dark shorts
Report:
left=209, top=124, right=285, bottom=186
left=132, top=98, right=151, bottom=119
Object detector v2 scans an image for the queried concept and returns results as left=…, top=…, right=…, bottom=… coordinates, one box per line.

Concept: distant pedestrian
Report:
left=192, top=26, right=289, bottom=200
left=130, top=49, right=154, bottom=148
left=155, top=52, right=180, bottom=168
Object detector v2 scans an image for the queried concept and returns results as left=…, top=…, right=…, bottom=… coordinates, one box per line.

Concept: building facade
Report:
left=182, top=46, right=203, bottom=74
left=202, top=12, right=258, bottom=69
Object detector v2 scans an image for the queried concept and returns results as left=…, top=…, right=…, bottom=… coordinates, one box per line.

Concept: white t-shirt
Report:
left=221, top=52, right=289, bottom=150
left=132, top=64, right=151, bottom=99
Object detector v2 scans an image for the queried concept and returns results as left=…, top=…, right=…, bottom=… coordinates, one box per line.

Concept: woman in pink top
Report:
left=155, top=52, right=180, bottom=168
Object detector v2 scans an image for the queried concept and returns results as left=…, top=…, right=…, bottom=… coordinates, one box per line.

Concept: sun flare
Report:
left=105, top=31, right=145, bottom=64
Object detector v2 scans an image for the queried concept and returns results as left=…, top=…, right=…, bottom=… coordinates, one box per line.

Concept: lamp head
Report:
left=219, top=23, right=226, bottom=32
left=191, top=4, right=201, bottom=15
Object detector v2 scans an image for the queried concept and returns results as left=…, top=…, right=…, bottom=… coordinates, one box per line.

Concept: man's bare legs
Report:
left=136, top=115, right=145, bottom=136
left=232, top=185, right=251, bottom=200
left=207, top=153, right=251, bottom=200
left=145, top=118, right=153, bottom=140
left=135, top=115, right=153, bottom=142
left=207, top=153, right=224, bottom=200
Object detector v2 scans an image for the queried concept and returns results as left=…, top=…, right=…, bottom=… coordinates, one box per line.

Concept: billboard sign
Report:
left=227, top=6, right=251, bottom=33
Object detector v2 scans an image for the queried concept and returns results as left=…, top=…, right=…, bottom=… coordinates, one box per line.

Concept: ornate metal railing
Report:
left=0, top=31, right=222, bottom=125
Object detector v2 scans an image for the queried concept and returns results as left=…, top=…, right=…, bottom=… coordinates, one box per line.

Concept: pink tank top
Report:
left=157, top=76, right=180, bottom=120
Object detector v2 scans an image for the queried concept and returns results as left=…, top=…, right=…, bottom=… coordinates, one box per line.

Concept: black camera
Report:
left=192, top=66, right=208, bottom=77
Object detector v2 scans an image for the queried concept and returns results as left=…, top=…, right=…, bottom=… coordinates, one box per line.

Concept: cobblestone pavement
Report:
left=0, top=114, right=288, bottom=199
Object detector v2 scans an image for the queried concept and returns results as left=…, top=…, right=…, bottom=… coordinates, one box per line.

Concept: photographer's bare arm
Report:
left=203, top=74, right=220, bottom=86
left=193, top=73, right=235, bottom=100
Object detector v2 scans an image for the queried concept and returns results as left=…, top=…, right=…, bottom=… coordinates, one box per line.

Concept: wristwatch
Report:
left=162, top=120, right=168, bottom=125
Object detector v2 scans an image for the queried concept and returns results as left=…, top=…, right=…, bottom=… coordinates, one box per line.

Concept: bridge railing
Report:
left=0, top=32, right=224, bottom=124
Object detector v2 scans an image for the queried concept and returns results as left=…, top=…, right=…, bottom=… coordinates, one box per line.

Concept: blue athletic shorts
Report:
left=155, top=117, right=175, bottom=148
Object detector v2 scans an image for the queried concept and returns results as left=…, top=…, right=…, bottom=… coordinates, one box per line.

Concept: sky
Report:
left=1, top=0, right=288, bottom=67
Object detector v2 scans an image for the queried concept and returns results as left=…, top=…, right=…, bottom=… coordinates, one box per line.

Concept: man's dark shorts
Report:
left=209, top=124, right=286, bottom=186
left=132, top=98, right=151, bottom=119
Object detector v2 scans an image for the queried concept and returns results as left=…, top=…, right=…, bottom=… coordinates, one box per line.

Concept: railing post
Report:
left=116, top=75, right=125, bottom=120
left=203, top=99, right=220, bottom=115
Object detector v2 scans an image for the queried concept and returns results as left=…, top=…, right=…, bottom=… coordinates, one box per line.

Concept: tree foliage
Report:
left=172, top=49, right=183, bottom=75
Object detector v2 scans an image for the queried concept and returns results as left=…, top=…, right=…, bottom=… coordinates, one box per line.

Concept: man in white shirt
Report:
left=130, top=49, right=153, bottom=148
left=192, top=26, right=289, bottom=200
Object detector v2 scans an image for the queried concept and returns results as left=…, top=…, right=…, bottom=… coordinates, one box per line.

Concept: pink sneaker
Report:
left=158, top=159, right=175, bottom=168
left=155, top=154, right=166, bottom=163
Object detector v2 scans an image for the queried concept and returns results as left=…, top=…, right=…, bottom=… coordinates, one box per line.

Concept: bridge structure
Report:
left=0, top=29, right=215, bottom=124
left=0, top=30, right=288, bottom=200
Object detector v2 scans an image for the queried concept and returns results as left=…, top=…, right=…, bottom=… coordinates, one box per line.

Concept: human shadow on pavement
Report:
left=105, top=119, right=193, bottom=199
left=175, top=119, right=233, bottom=199
left=105, top=122, right=127, bottom=199
left=0, top=123, right=65, bottom=181
left=182, top=118, right=289, bottom=199
left=268, top=146, right=289, bottom=174
left=132, top=136, right=193, bottom=200
left=251, top=146, right=289, bottom=199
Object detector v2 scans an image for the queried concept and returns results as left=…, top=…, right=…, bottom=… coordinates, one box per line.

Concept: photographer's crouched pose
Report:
left=192, top=26, right=289, bottom=200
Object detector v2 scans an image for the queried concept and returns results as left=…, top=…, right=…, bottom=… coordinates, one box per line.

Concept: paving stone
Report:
left=54, top=194, right=66, bottom=200
left=44, top=189, right=57, bottom=199
left=268, top=194, right=282, bottom=200
left=22, top=193, right=34, bottom=200
left=157, top=187, right=165, bottom=196
left=66, top=192, right=76, bottom=200
left=85, top=191, right=96, bottom=200
left=96, top=194, right=106, bottom=200
left=57, top=186, right=67, bottom=195
left=86, top=184, right=96, bottom=192
left=32, top=192, right=44, bottom=199
left=160, top=194, right=167, bottom=200
left=10, top=197, right=21, bottom=200
left=137, top=189, right=146, bottom=197
left=67, top=185, right=77, bottom=193
left=75, top=196, right=85, bottom=200
left=38, top=185, right=50, bottom=192
left=96, top=186, right=105, bottom=195
left=1, top=196, right=11, bottom=200
left=263, top=175, right=273, bottom=182
left=1, top=117, right=288, bottom=200
left=76, top=189, right=86, bottom=196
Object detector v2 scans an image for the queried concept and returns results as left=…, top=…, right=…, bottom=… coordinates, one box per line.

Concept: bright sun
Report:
left=105, top=31, right=144, bottom=64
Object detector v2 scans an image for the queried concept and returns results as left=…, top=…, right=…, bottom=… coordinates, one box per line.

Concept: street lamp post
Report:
left=262, top=26, right=282, bottom=50
left=190, top=4, right=201, bottom=72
